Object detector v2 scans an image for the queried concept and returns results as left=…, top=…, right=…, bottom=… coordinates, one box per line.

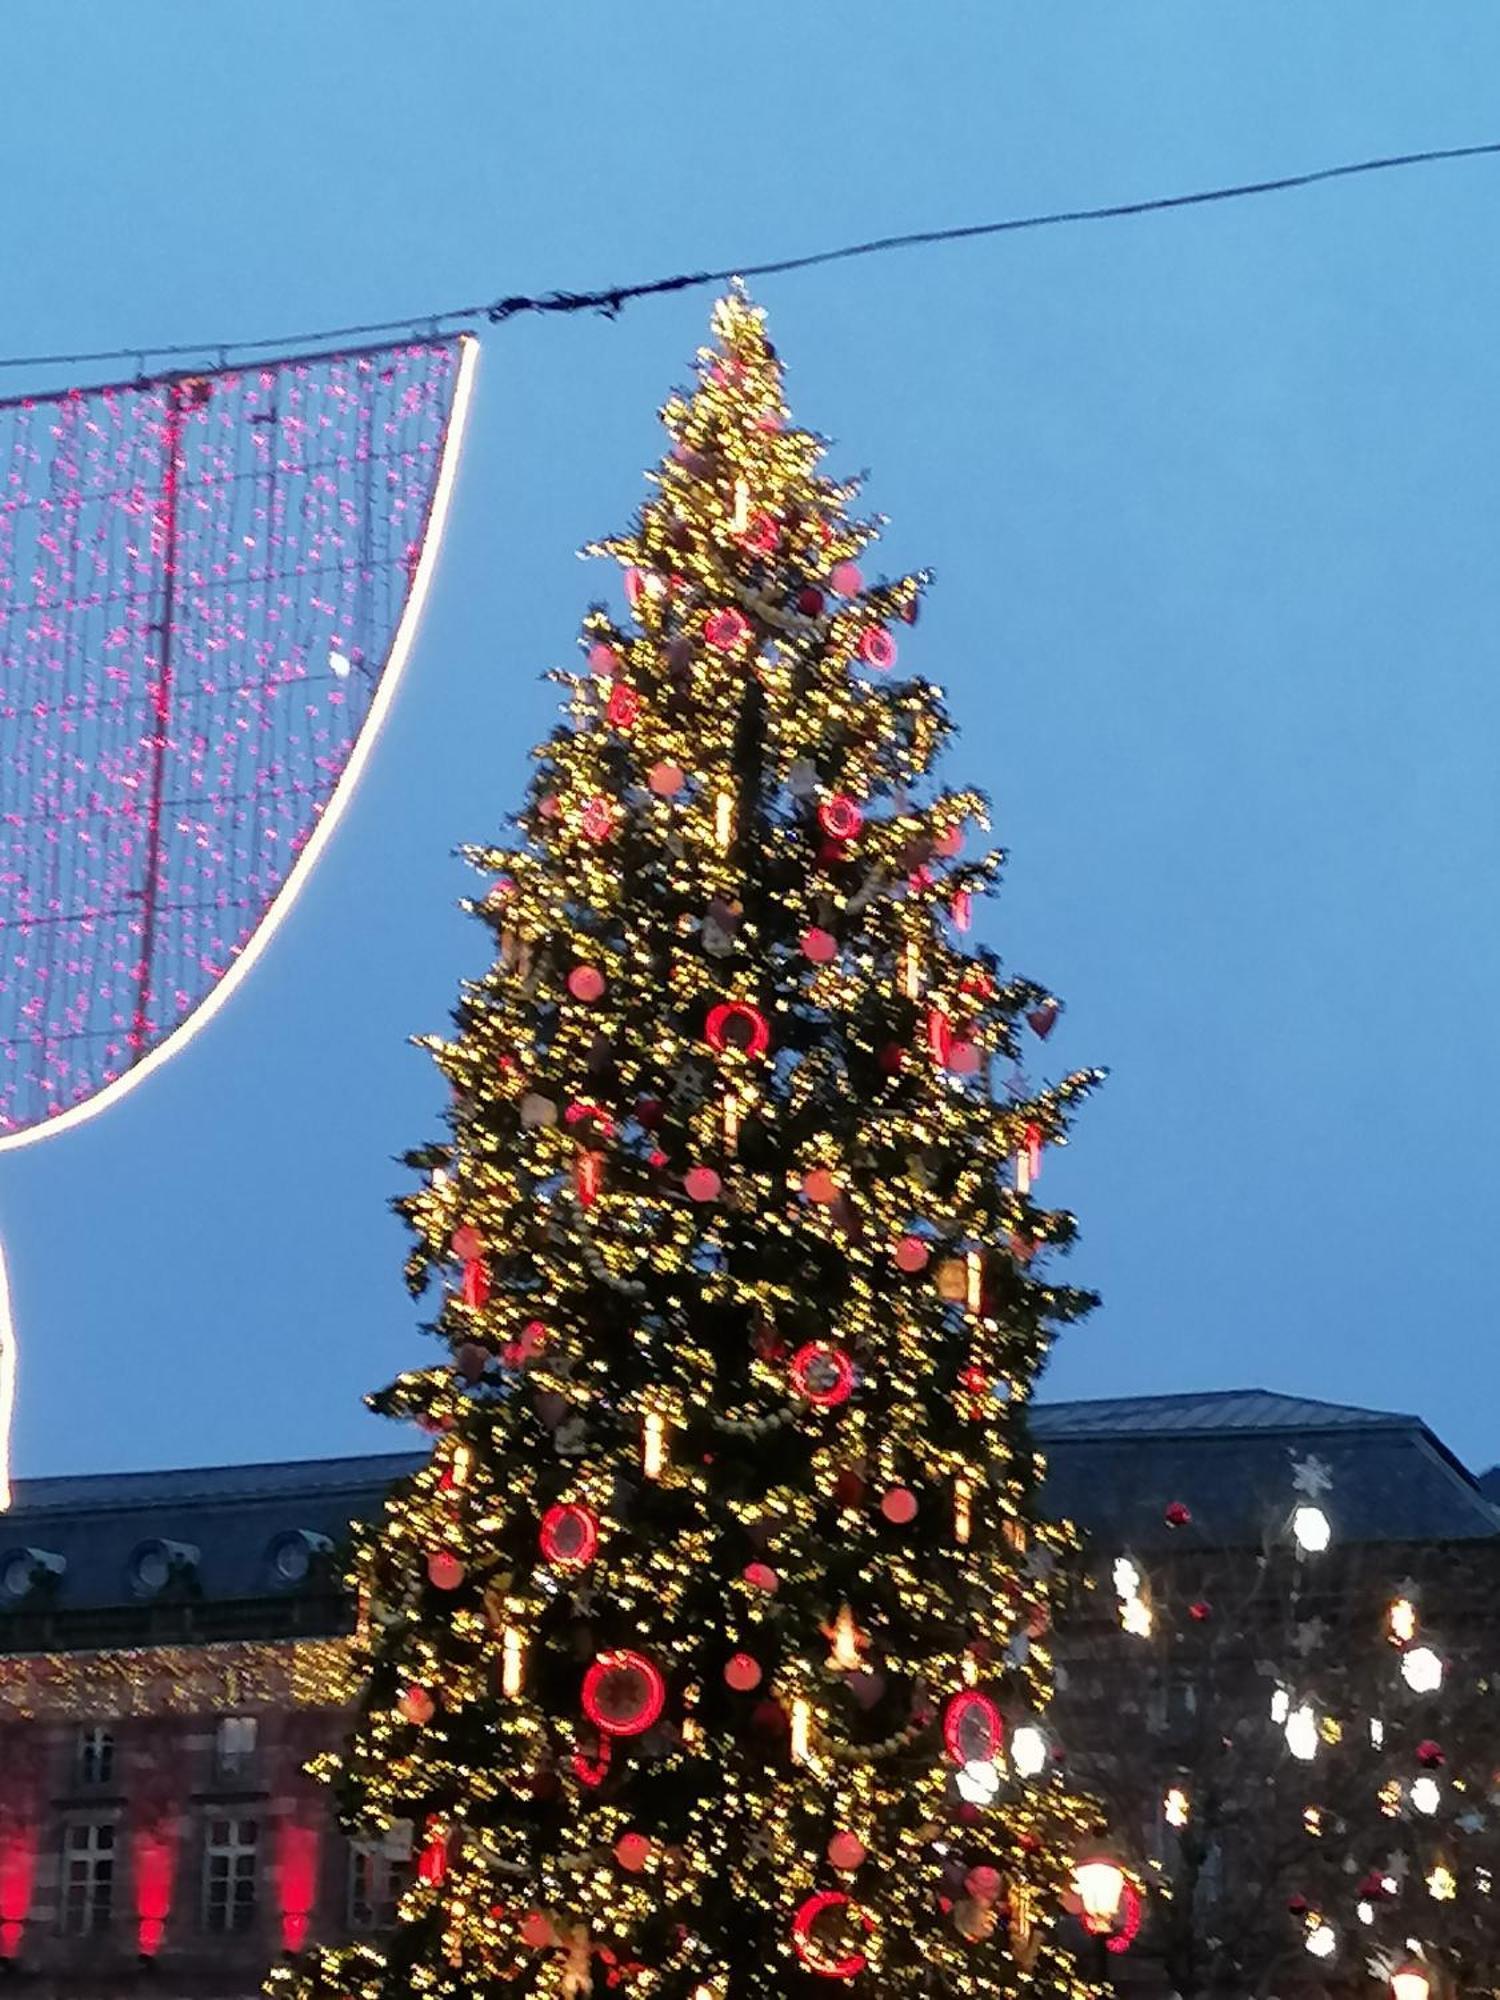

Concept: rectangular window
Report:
left=348, top=1840, right=410, bottom=1932
left=76, top=1725, right=114, bottom=1787
left=60, top=1820, right=115, bottom=1937
left=202, top=1817, right=258, bottom=1934
left=212, top=1715, right=257, bottom=1782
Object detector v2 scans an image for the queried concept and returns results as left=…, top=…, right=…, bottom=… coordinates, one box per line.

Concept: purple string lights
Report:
left=0, top=335, right=476, bottom=1144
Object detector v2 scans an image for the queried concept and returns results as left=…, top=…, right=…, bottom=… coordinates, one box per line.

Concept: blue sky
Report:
left=4, top=2, right=1500, bottom=1480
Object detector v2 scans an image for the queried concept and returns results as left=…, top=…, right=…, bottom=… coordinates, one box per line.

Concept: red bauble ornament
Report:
left=634, top=1096, right=664, bottom=1128
left=606, top=681, right=640, bottom=728
left=966, top=1866, right=1001, bottom=1904
left=1189, top=1600, right=1212, bottom=1622
left=581, top=1650, right=666, bottom=1737
left=705, top=1000, right=771, bottom=1058
left=860, top=628, right=897, bottom=670
left=743, top=512, right=779, bottom=554
left=539, top=1503, right=599, bottom=1569
left=648, top=761, right=685, bottom=797
left=684, top=1166, right=721, bottom=1203
left=724, top=1653, right=763, bottom=1691
left=830, top=562, right=863, bottom=596
left=894, top=1235, right=930, bottom=1273
left=1027, top=998, right=1060, bottom=1038
left=801, top=927, right=838, bottom=964
left=789, top=1342, right=854, bottom=1407
left=614, top=1832, right=651, bottom=1873
left=943, top=1690, right=1003, bottom=1765
left=450, top=1223, right=483, bottom=1262
left=743, top=1561, right=779, bottom=1593
left=803, top=1168, right=840, bottom=1205
left=1164, top=1501, right=1192, bottom=1528
left=828, top=1832, right=867, bottom=1871
left=818, top=795, right=863, bottom=842
left=880, top=1486, right=918, bottom=1525
left=567, top=964, right=605, bottom=1002
left=587, top=642, right=620, bottom=678
left=934, top=823, right=964, bottom=858
left=399, top=1684, right=435, bottom=1724
left=704, top=607, right=751, bottom=652
left=1417, top=1739, right=1445, bottom=1767
left=797, top=586, right=826, bottom=617
left=947, top=1040, right=981, bottom=1076
left=520, top=1912, right=555, bottom=1948
left=427, top=1551, right=465, bottom=1591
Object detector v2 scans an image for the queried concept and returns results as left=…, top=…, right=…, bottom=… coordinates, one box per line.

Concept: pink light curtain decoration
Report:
left=0, top=335, right=475, bottom=1143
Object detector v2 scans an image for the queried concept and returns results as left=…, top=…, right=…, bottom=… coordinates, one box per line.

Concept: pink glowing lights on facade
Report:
left=0, top=335, right=475, bottom=1143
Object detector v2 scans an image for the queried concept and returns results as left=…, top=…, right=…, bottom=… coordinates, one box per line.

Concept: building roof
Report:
left=1031, top=1388, right=1500, bottom=1547
left=0, top=1389, right=1491, bottom=1650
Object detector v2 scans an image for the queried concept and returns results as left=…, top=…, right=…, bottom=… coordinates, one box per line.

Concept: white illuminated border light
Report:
left=0, top=331, right=479, bottom=1160
left=0, top=335, right=478, bottom=1514
left=0, top=1235, right=14, bottom=1510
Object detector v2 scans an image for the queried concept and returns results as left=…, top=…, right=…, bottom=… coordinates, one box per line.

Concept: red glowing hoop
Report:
left=789, top=1342, right=854, bottom=1407
left=581, top=1651, right=666, bottom=1737
left=792, top=1892, right=874, bottom=1980
left=704, top=1001, right=771, bottom=1058
left=818, top=796, right=863, bottom=842
left=539, top=1504, right=599, bottom=1569
left=943, top=1689, right=1003, bottom=1765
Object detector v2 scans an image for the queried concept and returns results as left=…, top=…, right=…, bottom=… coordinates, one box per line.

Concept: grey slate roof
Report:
left=1032, top=1389, right=1500, bottom=1547
left=0, top=1391, right=1491, bottom=1641
left=0, top=1450, right=424, bottom=1615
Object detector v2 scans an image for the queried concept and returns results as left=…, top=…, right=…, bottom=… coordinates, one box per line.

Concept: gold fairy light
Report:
left=642, top=1411, right=667, bottom=1479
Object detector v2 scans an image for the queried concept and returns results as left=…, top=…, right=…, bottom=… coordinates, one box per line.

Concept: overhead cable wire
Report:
left=1, top=137, right=1497, bottom=378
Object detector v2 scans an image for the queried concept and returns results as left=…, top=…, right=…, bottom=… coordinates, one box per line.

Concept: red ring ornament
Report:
left=581, top=1650, right=666, bottom=1737
left=943, top=1689, right=1003, bottom=1766
left=792, top=1892, right=874, bottom=1980
left=705, top=1001, right=771, bottom=1059
left=1105, top=1884, right=1143, bottom=1955
left=789, top=1342, right=854, bottom=1407
left=818, top=796, right=863, bottom=842
left=571, top=1736, right=611, bottom=1787
left=579, top=796, right=614, bottom=843
left=860, top=628, right=897, bottom=670
left=539, top=1503, right=599, bottom=1569
left=606, top=682, right=641, bottom=728
left=704, top=607, right=751, bottom=652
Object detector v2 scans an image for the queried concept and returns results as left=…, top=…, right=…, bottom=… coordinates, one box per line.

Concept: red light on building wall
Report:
left=0, top=1822, right=36, bottom=1957
left=133, top=1827, right=176, bottom=1957
left=279, top=1823, right=320, bottom=1952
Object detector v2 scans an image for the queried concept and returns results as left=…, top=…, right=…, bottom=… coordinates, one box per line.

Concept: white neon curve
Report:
left=0, top=332, right=480, bottom=1156
left=0, top=1235, right=14, bottom=1510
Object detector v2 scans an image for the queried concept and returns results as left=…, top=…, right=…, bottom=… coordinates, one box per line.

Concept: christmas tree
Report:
left=270, top=288, right=1104, bottom=2000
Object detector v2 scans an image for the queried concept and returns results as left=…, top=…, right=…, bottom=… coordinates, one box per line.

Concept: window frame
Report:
left=347, top=1837, right=410, bottom=1933
left=59, top=1817, right=116, bottom=1938
left=211, top=1714, right=258, bottom=1784
left=201, top=1815, right=259, bottom=1935
left=74, top=1724, right=115, bottom=1788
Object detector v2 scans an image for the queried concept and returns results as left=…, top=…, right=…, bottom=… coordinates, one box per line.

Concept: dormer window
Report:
left=0, top=1546, right=65, bottom=1601
left=129, top=1539, right=199, bottom=1597
left=268, top=1529, right=334, bottom=1586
